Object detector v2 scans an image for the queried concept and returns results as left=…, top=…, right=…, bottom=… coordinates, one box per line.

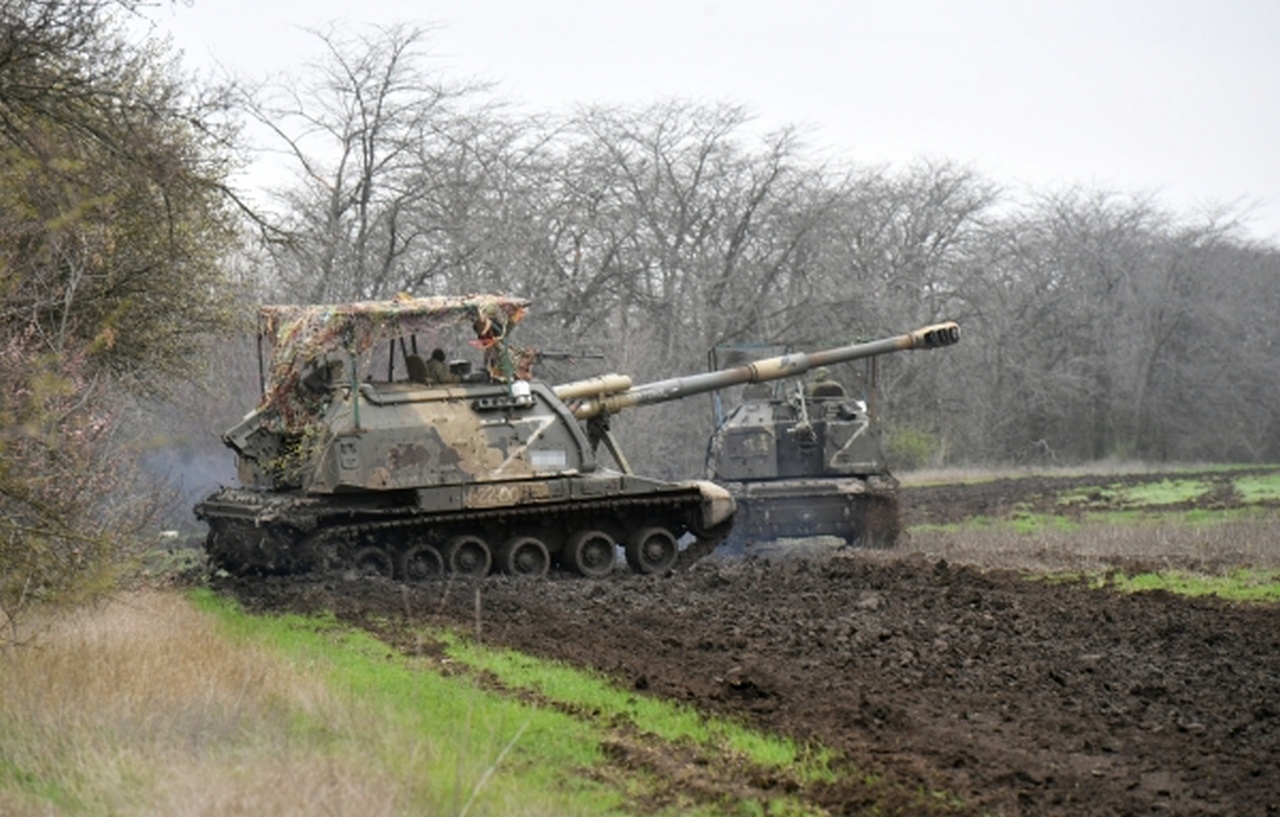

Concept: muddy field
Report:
left=214, top=471, right=1280, bottom=816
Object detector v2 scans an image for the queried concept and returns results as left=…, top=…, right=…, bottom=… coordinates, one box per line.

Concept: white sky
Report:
left=149, top=0, right=1280, bottom=244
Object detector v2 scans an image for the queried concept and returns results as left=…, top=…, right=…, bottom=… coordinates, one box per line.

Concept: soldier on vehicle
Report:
left=406, top=348, right=457, bottom=385
left=806, top=367, right=847, bottom=398
left=424, top=348, right=457, bottom=384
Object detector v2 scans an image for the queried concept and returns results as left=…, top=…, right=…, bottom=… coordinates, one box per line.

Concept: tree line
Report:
left=2, top=5, right=1277, bottom=631
left=242, top=24, right=1280, bottom=475
left=0, top=0, right=240, bottom=633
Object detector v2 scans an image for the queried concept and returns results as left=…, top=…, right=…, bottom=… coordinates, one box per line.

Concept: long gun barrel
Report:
left=556, top=321, right=960, bottom=420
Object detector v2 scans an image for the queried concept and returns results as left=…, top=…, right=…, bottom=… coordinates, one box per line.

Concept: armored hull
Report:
left=195, top=296, right=734, bottom=580
left=704, top=384, right=904, bottom=549
left=721, top=473, right=901, bottom=549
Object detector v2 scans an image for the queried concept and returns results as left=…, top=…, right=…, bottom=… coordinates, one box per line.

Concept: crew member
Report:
left=807, top=367, right=847, bottom=398
left=424, top=348, right=457, bottom=384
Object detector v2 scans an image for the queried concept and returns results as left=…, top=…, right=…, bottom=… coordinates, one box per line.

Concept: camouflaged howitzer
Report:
left=196, top=294, right=736, bottom=580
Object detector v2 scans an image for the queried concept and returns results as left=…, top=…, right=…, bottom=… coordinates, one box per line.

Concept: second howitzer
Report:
left=555, top=322, right=962, bottom=548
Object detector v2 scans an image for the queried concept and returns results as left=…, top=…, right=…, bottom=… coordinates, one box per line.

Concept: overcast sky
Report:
left=149, top=0, right=1280, bottom=244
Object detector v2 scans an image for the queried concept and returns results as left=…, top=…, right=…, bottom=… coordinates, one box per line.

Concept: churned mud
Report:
left=213, top=470, right=1280, bottom=816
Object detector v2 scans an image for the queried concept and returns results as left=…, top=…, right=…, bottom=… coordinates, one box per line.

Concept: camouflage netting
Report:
left=257, top=294, right=531, bottom=432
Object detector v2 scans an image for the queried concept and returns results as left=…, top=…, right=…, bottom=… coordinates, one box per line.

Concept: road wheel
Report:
left=398, top=543, right=444, bottom=581
left=624, top=527, right=678, bottom=574
left=499, top=536, right=550, bottom=579
left=350, top=545, right=394, bottom=578
left=445, top=535, right=492, bottom=577
left=565, top=529, right=615, bottom=578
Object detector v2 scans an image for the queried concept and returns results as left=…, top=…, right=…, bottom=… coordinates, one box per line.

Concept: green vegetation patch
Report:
left=440, top=631, right=837, bottom=783
left=190, top=589, right=623, bottom=816
left=1031, top=469, right=1280, bottom=513
left=1234, top=474, right=1280, bottom=503
left=1105, top=569, right=1280, bottom=603
left=1008, top=511, right=1080, bottom=535
left=1056, top=478, right=1212, bottom=509
left=917, top=504, right=1278, bottom=537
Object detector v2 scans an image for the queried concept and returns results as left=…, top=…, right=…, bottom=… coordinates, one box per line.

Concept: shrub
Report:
left=886, top=425, right=940, bottom=471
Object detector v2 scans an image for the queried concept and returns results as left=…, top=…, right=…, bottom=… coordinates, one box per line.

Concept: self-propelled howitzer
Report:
left=195, top=295, right=737, bottom=582
left=553, top=322, right=961, bottom=549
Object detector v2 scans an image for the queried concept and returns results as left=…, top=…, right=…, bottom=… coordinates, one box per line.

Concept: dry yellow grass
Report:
left=0, top=590, right=403, bottom=817
left=898, top=512, right=1280, bottom=575
left=894, top=462, right=1280, bottom=575
left=897, top=460, right=1224, bottom=487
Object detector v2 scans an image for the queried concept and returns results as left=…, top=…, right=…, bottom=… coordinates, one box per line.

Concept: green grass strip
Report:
left=913, top=504, right=1280, bottom=536
left=1235, top=475, right=1280, bottom=503
left=439, top=631, right=838, bottom=784
left=1105, top=569, right=1280, bottom=603
left=189, top=589, right=626, bottom=816
left=437, top=632, right=969, bottom=814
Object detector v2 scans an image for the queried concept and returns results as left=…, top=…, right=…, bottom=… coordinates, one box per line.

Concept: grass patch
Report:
left=1105, top=569, right=1280, bottom=603
left=0, top=589, right=623, bottom=816
left=1008, top=512, right=1080, bottom=535
left=1235, top=475, right=1280, bottom=503
left=1055, top=478, right=1215, bottom=508
left=898, top=461, right=1259, bottom=487
left=188, top=589, right=626, bottom=816
left=901, top=461, right=1269, bottom=486
left=440, top=632, right=838, bottom=784
left=901, top=464, right=1280, bottom=603
left=905, top=506, right=1280, bottom=586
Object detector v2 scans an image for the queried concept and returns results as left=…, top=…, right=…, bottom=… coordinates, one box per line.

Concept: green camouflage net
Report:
left=257, top=293, right=531, bottom=432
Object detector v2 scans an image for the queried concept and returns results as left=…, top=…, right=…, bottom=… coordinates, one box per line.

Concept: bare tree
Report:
left=541, top=102, right=855, bottom=473
left=251, top=24, right=484, bottom=300
left=940, top=187, right=1280, bottom=464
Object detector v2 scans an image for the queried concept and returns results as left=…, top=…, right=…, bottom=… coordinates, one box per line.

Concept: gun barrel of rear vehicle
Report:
left=562, top=321, right=960, bottom=420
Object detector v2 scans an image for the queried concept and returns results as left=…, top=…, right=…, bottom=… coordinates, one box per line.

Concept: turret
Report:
left=555, top=321, right=960, bottom=420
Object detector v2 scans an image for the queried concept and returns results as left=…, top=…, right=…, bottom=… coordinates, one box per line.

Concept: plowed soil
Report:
left=212, top=470, right=1280, bottom=816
